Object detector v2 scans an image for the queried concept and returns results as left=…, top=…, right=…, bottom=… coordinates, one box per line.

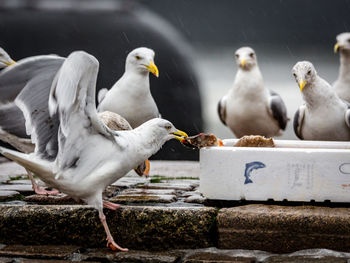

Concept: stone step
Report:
left=217, top=204, right=350, bottom=253
left=0, top=205, right=217, bottom=250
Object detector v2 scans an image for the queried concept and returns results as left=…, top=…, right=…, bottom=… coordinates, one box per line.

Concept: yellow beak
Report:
left=334, top=43, right=340, bottom=53
left=145, top=61, right=159, bottom=77
left=4, top=59, right=16, bottom=66
left=240, top=59, right=246, bottom=67
left=299, top=79, right=306, bottom=92
left=172, top=129, right=188, bottom=141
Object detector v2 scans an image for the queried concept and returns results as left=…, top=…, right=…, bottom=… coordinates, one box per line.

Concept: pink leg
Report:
left=103, top=200, right=121, bottom=210
left=26, top=169, right=59, bottom=195
left=99, top=211, right=128, bottom=252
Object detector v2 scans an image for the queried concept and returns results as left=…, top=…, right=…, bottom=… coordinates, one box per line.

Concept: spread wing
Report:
left=268, top=90, right=288, bottom=130
left=0, top=55, right=64, bottom=156
left=293, top=105, right=306, bottom=140
left=217, top=95, right=227, bottom=125
left=48, top=51, right=116, bottom=169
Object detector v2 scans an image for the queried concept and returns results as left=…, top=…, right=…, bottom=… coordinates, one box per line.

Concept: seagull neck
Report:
left=129, top=128, right=164, bottom=158
left=339, top=50, right=350, bottom=82
left=122, top=70, right=150, bottom=93
left=303, top=77, right=339, bottom=109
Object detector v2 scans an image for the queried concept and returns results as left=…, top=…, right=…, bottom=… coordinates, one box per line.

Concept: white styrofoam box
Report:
left=200, top=146, right=350, bottom=202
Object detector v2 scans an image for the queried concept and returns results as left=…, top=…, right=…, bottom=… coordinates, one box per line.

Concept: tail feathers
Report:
left=0, top=146, right=52, bottom=176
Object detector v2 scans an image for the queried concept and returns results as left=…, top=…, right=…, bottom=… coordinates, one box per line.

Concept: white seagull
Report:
left=0, top=51, right=187, bottom=251
left=333, top=32, right=350, bottom=102
left=218, top=47, right=288, bottom=138
left=98, top=47, right=160, bottom=128
left=292, top=61, right=350, bottom=141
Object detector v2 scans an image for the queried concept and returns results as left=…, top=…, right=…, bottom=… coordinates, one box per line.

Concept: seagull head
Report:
left=0, top=47, right=15, bottom=68
left=235, top=47, right=257, bottom=71
left=125, top=47, right=159, bottom=77
left=334, top=32, right=350, bottom=53
left=292, top=61, right=317, bottom=92
left=137, top=118, right=188, bottom=147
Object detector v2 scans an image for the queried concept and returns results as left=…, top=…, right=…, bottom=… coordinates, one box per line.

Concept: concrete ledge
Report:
left=217, top=205, right=350, bottom=253
left=0, top=205, right=217, bottom=250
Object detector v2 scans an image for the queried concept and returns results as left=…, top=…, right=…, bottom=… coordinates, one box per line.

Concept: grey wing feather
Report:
left=0, top=102, right=27, bottom=138
left=269, top=90, right=288, bottom=130
left=293, top=105, right=305, bottom=140
left=0, top=55, right=63, bottom=102
left=10, top=56, right=65, bottom=159
left=217, top=96, right=227, bottom=125
left=97, top=88, right=108, bottom=104
left=344, top=101, right=350, bottom=129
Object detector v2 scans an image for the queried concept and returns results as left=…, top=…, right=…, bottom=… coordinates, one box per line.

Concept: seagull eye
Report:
left=293, top=73, right=297, bottom=78
left=135, top=55, right=141, bottom=60
left=249, top=53, right=254, bottom=58
left=235, top=54, right=239, bottom=59
left=307, top=70, right=311, bottom=75
left=165, top=125, right=172, bottom=130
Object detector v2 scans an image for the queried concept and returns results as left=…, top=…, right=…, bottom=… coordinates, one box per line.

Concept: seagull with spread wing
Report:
left=218, top=47, right=288, bottom=138
left=293, top=61, right=350, bottom=141
left=0, top=51, right=187, bottom=251
left=333, top=32, right=350, bottom=102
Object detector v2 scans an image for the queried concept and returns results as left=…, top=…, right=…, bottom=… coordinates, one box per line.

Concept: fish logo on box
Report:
left=244, top=161, right=266, bottom=184
left=339, top=163, right=350, bottom=174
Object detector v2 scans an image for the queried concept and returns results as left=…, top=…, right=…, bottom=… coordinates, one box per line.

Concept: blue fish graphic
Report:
left=244, top=161, right=266, bottom=184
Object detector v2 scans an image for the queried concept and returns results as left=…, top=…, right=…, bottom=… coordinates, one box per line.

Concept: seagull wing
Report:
left=0, top=56, right=64, bottom=155
left=293, top=105, right=306, bottom=140
left=268, top=90, right=288, bottom=130
left=48, top=51, right=117, bottom=170
left=97, top=88, right=109, bottom=104
left=343, top=101, right=350, bottom=129
left=217, top=95, right=227, bottom=125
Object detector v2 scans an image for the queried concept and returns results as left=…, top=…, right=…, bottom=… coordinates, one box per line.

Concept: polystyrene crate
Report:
left=200, top=140, right=350, bottom=202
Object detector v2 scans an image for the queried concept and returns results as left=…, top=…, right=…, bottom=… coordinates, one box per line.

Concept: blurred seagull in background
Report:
left=98, top=47, right=160, bottom=128
left=333, top=32, right=350, bottom=102
left=293, top=61, right=350, bottom=141
left=0, top=51, right=188, bottom=251
left=218, top=47, right=288, bottom=138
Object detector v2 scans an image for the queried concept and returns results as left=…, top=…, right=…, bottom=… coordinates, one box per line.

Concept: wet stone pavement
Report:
left=2, top=157, right=350, bottom=262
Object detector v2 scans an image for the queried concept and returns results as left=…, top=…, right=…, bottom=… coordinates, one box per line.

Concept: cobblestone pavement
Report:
left=2, top=159, right=350, bottom=262
left=0, top=246, right=350, bottom=262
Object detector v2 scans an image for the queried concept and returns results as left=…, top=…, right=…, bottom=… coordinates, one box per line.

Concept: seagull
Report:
left=97, top=47, right=160, bottom=128
left=218, top=47, right=288, bottom=138
left=0, top=47, right=16, bottom=68
left=0, top=51, right=188, bottom=251
left=0, top=54, right=65, bottom=195
left=292, top=61, right=350, bottom=141
left=333, top=32, right=350, bottom=102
